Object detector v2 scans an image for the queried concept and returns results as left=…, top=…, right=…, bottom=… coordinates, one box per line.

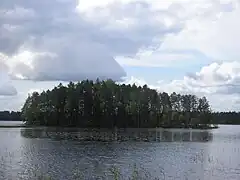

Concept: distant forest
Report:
left=0, top=111, right=22, bottom=121
left=211, top=112, right=240, bottom=125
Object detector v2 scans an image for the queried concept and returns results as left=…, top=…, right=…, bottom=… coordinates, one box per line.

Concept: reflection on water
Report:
left=20, top=128, right=213, bottom=142
left=0, top=121, right=24, bottom=126
left=0, top=125, right=240, bottom=180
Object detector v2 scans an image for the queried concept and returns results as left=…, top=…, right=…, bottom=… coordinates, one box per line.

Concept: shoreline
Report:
left=0, top=124, right=218, bottom=130
left=0, top=125, right=27, bottom=128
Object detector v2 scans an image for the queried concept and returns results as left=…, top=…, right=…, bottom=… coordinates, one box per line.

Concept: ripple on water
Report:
left=0, top=125, right=240, bottom=179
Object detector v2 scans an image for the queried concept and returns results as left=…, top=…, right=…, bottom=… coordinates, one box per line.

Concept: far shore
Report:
left=0, top=122, right=218, bottom=130
left=0, top=124, right=27, bottom=128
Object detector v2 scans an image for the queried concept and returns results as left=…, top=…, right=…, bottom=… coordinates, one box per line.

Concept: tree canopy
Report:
left=0, top=111, right=21, bottom=121
left=211, top=112, right=240, bottom=125
left=21, top=79, right=214, bottom=128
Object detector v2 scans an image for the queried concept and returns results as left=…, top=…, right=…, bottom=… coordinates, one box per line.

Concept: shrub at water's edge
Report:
left=21, top=79, right=214, bottom=129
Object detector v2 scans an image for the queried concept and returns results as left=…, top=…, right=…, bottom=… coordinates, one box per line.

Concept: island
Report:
left=21, top=79, right=216, bottom=129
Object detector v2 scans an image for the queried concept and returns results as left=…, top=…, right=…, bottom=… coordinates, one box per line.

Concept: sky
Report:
left=1, top=0, right=240, bottom=112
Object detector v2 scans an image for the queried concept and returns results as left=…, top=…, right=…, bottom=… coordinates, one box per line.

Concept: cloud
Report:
left=0, top=60, right=17, bottom=96
left=77, top=0, right=240, bottom=68
left=0, top=0, right=127, bottom=81
left=8, top=45, right=126, bottom=82
left=0, top=83, right=17, bottom=96
left=0, top=0, right=186, bottom=82
left=159, top=61, right=240, bottom=96
left=161, top=0, right=240, bottom=61
left=154, top=61, right=240, bottom=97
left=0, top=80, right=61, bottom=111
left=116, top=49, right=211, bottom=67
left=77, top=1, right=184, bottom=56
left=124, top=61, right=240, bottom=111
left=1, top=0, right=238, bottom=80
left=123, top=76, right=240, bottom=112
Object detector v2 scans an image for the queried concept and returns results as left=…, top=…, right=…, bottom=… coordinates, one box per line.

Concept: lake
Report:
left=0, top=123, right=240, bottom=180
left=0, top=121, right=24, bottom=126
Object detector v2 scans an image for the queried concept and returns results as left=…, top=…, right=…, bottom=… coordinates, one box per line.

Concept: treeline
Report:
left=21, top=79, right=213, bottom=128
left=212, top=112, right=240, bottom=125
left=0, top=111, right=22, bottom=121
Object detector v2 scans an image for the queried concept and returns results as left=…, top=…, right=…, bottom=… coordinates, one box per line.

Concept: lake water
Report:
left=0, top=123, right=240, bottom=180
left=0, top=121, right=24, bottom=126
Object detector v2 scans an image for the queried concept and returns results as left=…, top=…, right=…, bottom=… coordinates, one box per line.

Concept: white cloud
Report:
left=79, top=0, right=239, bottom=68
left=124, top=61, right=240, bottom=111
left=116, top=49, right=210, bottom=67
left=0, top=0, right=186, bottom=82
left=124, top=77, right=240, bottom=112
left=0, top=60, right=17, bottom=96
left=0, top=0, right=128, bottom=81
left=161, top=61, right=240, bottom=96
left=0, top=80, right=63, bottom=111
left=162, top=0, right=240, bottom=61
left=182, top=61, right=240, bottom=95
left=2, top=0, right=238, bottom=77
left=0, top=82, right=17, bottom=96
left=6, top=44, right=126, bottom=81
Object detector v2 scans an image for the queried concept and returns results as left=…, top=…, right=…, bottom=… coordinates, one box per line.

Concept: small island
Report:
left=21, top=79, right=216, bottom=129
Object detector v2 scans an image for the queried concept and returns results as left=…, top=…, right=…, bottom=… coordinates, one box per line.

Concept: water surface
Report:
left=0, top=124, right=240, bottom=180
left=0, top=121, right=24, bottom=126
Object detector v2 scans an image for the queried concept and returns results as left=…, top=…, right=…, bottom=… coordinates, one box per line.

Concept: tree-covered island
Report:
left=21, top=79, right=216, bottom=129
